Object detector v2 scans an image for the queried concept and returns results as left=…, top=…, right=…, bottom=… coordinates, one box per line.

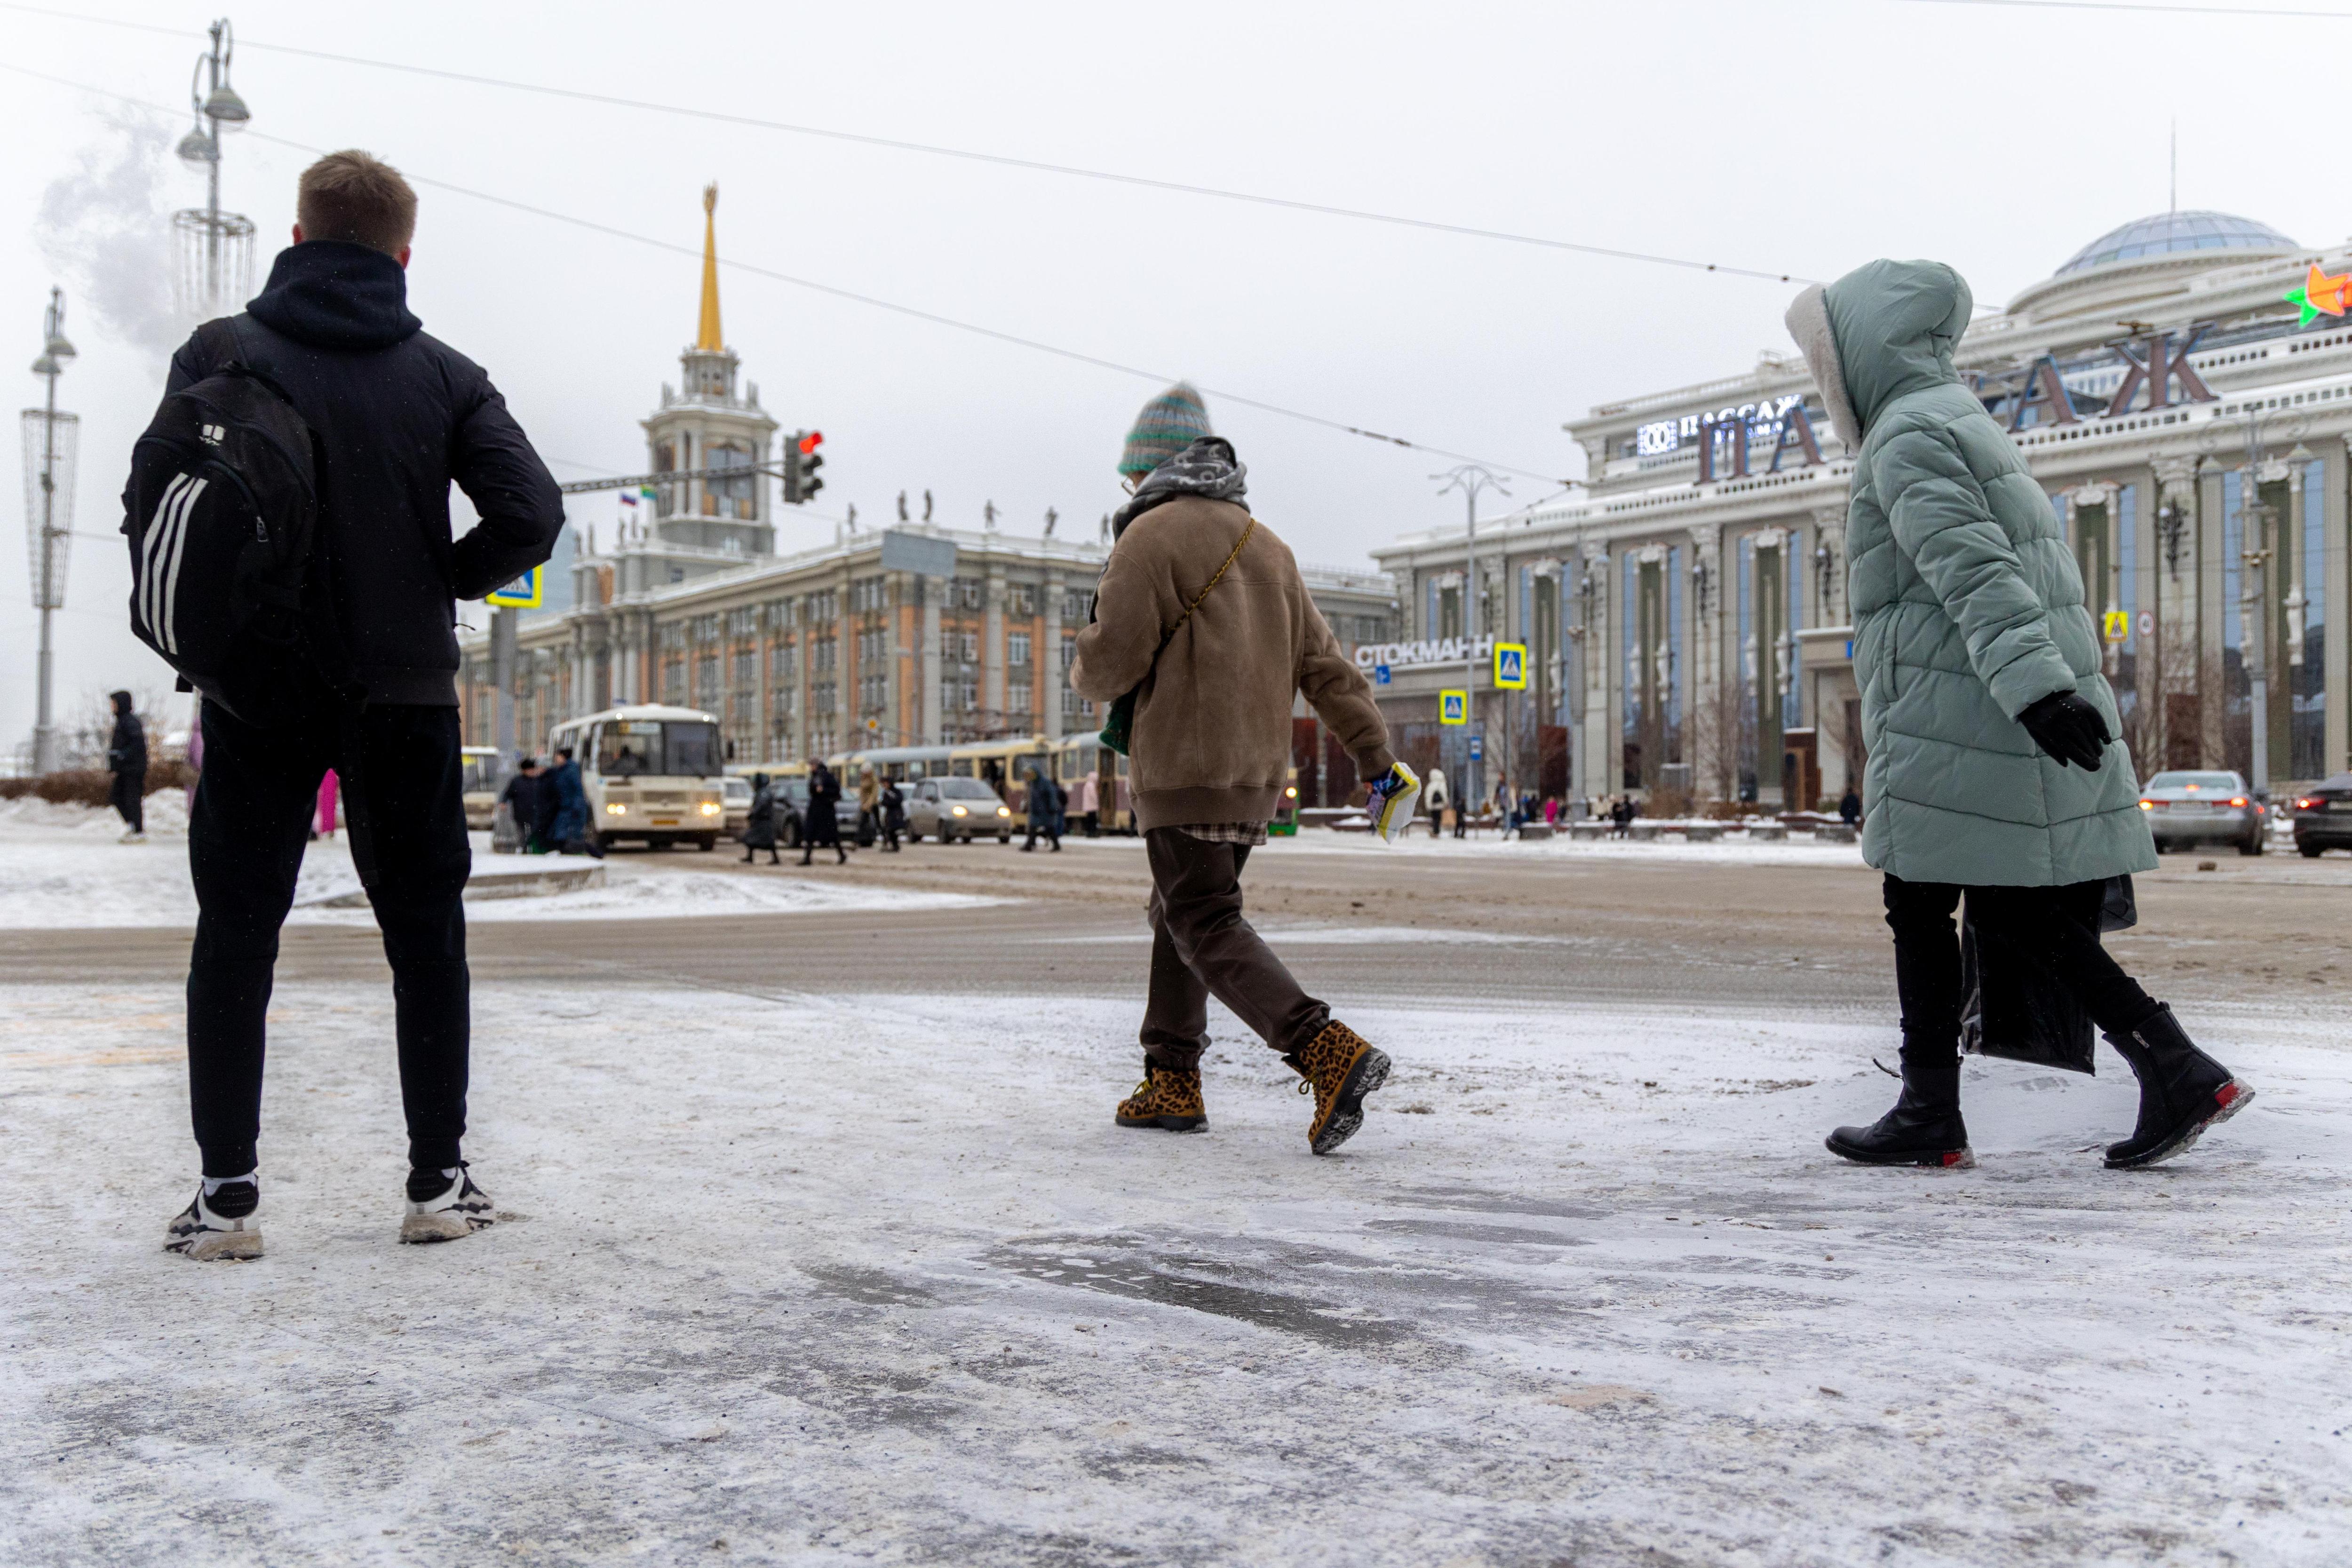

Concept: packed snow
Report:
left=0, top=800, right=1000, bottom=928
left=3, top=967, right=2344, bottom=1563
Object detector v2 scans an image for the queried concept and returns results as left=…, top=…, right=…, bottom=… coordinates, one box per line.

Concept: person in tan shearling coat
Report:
left=1073, top=385, right=1405, bottom=1155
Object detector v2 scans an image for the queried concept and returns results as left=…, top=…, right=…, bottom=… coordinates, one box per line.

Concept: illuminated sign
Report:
left=1637, top=394, right=1804, bottom=458
left=1354, top=636, right=1494, bottom=672
left=1493, top=643, right=1527, bottom=689
left=486, top=566, right=543, bottom=609
left=1439, top=690, right=1468, bottom=725
left=2287, top=263, right=2352, bottom=326
left=2103, top=610, right=2131, bottom=644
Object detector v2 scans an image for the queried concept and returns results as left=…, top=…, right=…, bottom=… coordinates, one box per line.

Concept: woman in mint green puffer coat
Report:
left=1785, top=258, right=2250, bottom=1172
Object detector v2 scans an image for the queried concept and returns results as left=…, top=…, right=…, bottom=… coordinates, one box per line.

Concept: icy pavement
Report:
left=0, top=807, right=1000, bottom=928
left=4, top=973, right=2347, bottom=1565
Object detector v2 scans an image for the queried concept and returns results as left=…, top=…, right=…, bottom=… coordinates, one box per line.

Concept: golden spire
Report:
left=695, top=182, right=723, bottom=352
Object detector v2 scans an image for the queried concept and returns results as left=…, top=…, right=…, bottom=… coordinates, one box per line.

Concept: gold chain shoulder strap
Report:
left=1166, top=517, right=1255, bottom=643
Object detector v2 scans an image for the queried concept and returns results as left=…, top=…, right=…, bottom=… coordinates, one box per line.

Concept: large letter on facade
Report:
left=2104, top=326, right=2217, bottom=416
left=2007, top=356, right=2080, bottom=433
left=1696, top=417, right=1749, bottom=483
left=1767, top=405, right=1824, bottom=472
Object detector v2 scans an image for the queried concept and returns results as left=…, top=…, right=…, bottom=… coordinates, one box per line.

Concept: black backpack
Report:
left=121, top=318, right=350, bottom=725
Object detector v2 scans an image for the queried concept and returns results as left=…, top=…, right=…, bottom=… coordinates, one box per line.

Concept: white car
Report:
left=719, top=774, right=754, bottom=839
left=906, top=777, right=1014, bottom=843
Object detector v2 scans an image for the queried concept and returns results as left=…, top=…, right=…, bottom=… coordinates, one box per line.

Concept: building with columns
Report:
left=1371, top=210, right=2352, bottom=809
left=459, top=189, right=1400, bottom=765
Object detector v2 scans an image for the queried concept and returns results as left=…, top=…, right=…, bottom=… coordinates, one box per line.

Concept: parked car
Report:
left=719, top=774, right=753, bottom=840
left=771, top=777, right=862, bottom=848
left=905, top=776, right=1015, bottom=843
left=2138, top=769, right=2265, bottom=856
left=2291, top=772, right=2352, bottom=857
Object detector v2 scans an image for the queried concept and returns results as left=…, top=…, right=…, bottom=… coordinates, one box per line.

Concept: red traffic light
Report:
left=798, top=430, right=824, bottom=455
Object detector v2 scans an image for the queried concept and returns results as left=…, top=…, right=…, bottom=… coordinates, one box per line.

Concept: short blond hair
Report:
left=296, top=150, right=417, bottom=255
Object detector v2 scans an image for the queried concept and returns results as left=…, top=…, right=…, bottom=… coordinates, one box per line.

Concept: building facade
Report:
left=1371, top=210, right=2352, bottom=809
left=461, top=193, right=1399, bottom=766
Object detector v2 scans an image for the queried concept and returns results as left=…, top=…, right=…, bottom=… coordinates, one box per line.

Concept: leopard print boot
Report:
left=1116, top=1065, right=1207, bottom=1132
left=1285, top=1021, right=1392, bottom=1155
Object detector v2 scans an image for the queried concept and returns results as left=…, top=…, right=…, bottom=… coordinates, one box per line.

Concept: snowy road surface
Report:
left=4, top=969, right=2347, bottom=1565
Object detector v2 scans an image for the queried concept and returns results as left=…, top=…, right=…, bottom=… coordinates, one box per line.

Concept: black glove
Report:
left=2017, top=691, right=2110, bottom=771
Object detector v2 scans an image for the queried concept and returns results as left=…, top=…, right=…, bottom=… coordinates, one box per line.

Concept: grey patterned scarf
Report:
left=1111, top=437, right=1248, bottom=539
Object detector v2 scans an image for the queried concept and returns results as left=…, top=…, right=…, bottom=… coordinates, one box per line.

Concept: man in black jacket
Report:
left=160, top=151, right=563, bottom=1263
left=105, top=690, right=148, bottom=843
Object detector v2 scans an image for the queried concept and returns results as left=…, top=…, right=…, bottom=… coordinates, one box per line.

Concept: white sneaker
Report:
left=164, top=1180, right=263, bottom=1261
left=119, top=829, right=147, bottom=844
left=401, top=1165, right=496, bottom=1243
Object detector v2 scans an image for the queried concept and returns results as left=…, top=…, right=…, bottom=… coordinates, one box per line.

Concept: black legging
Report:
left=1884, top=874, right=2158, bottom=1069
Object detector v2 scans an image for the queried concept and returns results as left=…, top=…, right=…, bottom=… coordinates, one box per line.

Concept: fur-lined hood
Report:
left=1784, top=260, right=1973, bottom=452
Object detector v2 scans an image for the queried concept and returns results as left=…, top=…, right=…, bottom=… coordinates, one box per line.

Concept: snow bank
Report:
left=0, top=818, right=999, bottom=930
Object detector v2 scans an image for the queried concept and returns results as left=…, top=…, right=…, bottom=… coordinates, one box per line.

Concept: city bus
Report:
left=545, top=704, right=726, bottom=852
left=460, top=745, right=503, bottom=831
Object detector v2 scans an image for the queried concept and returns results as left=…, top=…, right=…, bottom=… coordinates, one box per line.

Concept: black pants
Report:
left=187, top=698, right=471, bottom=1177
left=1883, top=874, right=2158, bottom=1070
left=1140, top=828, right=1327, bottom=1071
left=1025, top=817, right=1061, bottom=851
left=110, top=768, right=146, bottom=832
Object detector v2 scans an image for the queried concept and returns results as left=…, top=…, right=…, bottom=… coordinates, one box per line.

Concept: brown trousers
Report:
left=1140, top=828, right=1328, bottom=1071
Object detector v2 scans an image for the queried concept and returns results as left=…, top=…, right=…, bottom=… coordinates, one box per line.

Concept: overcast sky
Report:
left=2, top=0, right=2338, bottom=747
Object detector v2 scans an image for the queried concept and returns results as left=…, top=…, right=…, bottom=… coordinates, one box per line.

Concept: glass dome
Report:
left=2056, top=211, right=2297, bottom=275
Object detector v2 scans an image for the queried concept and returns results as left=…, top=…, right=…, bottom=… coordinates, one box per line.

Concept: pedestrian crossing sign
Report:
left=486, top=566, right=543, bottom=609
left=1494, top=642, right=1528, bottom=689
left=1440, top=689, right=1468, bottom=725
left=2102, top=609, right=2130, bottom=644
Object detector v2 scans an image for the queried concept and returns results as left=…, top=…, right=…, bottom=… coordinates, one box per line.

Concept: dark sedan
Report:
left=2292, top=772, right=2352, bottom=858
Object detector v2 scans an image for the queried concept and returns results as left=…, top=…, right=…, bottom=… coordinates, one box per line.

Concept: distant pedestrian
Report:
left=1073, top=391, right=1410, bottom=1154
left=1021, top=763, right=1063, bottom=852
left=1076, top=768, right=1101, bottom=837
left=1543, top=796, right=1560, bottom=827
left=498, top=757, right=546, bottom=852
left=155, top=150, right=562, bottom=1261
left=879, top=777, right=905, bottom=852
left=801, top=761, right=846, bottom=865
left=1838, top=783, right=1863, bottom=827
left=313, top=769, right=340, bottom=839
left=740, top=772, right=781, bottom=865
left=105, top=690, right=148, bottom=843
left=547, top=747, right=599, bottom=857
left=1423, top=765, right=1449, bottom=838
left=1789, top=256, right=2250, bottom=1172
left=856, top=765, right=881, bottom=848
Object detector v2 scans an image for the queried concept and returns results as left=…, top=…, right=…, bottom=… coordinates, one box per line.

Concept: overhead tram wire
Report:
left=1, top=60, right=1568, bottom=485
left=0, top=0, right=1816, bottom=287
left=1899, top=0, right=2352, bottom=18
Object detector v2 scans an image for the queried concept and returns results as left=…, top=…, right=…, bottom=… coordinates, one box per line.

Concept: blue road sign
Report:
left=1468, top=735, right=1484, bottom=761
left=1374, top=663, right=1391, bottom=685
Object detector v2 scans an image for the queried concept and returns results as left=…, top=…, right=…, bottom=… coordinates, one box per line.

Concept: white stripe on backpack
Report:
left=139, top=474, right=192, bottom=641
left=159, top=475, right=205, bottom=655
left=139, top=473, right=207, bottom=655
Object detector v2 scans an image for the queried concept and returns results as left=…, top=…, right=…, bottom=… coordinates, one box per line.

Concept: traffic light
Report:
left=784, top=429, right=825, bottom=504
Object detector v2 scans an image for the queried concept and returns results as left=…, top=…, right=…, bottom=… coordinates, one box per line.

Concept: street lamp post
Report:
left=175, top=18, right=254, bottom=321
left=1435, top=465, right=1508, bottom=807
left=24, top=287, right=76, bottom=775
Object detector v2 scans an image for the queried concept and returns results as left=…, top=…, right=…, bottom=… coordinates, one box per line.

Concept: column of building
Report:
left=1042, top=571, right=1064, bottom=740
left=983, top=560, right=1006, bottom=728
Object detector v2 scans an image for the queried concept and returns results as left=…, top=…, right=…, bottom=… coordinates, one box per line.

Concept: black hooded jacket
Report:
left=164, top=241, right=564, bottom=706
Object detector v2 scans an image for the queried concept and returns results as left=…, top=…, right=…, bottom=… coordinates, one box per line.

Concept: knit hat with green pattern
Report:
left=1119, top=382, right=1213, bottom=477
